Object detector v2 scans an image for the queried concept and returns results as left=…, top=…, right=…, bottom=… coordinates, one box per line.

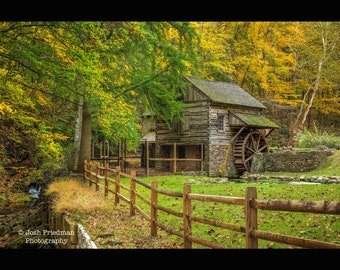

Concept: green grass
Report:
left=111, top=150, right=340, bottom=248
left=114, top=175, right=339, bottom=248
left=68, top=150, right=340, bottom=248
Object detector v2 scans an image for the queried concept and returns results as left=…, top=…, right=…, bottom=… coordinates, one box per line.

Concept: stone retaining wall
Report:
left=77, top=224, right=97, bottom=249
left=251, top=149, right=333, bottom=173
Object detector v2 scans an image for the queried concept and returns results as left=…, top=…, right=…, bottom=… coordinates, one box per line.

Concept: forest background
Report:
left=0, top=21, right=339, bottom=192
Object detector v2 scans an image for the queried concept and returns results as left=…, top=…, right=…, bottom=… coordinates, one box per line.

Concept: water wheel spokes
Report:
left=233, top=130, right=268, bottom=174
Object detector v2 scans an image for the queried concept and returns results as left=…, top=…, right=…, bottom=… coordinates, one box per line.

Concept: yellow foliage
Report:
left=52, top=133, right=69, bottom=141
left=38, top=27, right=74, bottom=66
left=35, top=90, right=48, bottom=106
left=0, top=102, right=14, bottom=115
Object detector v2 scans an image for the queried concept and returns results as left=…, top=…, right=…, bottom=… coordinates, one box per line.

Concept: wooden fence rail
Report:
left=83, top=160, right=340, bottom=249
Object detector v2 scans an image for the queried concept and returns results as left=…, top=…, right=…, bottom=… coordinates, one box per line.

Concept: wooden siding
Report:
left=156, top=100, right=210, bottom=145
left=208, top=105, right=263, bottom=145
left=184, top=85, right=209, bottom=102
left=154, top=78, right=272, bottom=176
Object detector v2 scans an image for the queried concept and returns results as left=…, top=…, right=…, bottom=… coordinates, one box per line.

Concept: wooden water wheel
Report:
left=233, top=130, right=268, bottom=174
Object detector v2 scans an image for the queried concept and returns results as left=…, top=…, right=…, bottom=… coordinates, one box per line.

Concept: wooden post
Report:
left=123, top=139, right=127, bottom=171
left=200, top=144, right=204, bottom=171
left=104, top=163, right=108, bottom=197
left=89, top=161, right=93, bottom=187
left=100, top=141, right=103, bottom=159
left=245, top=186, right=258, bottom=248
left=129, top=170, right=136, bottom=216
left=146, top=140, right=150, bottom=177
left=118, top=141, right=124, bottom=172
left=150, top=181, right=158, bottom=236
left=91, top=142, right=94, bottom=159
left=173, top=143, right=177, bottom=174
left=102, top=142, right=106, bottom=167
left=95, top=165, right=99, bottom=192
left=183, top=184, right=192, bottom=248
left=69, top=223, right=78, bottom=248
left=103, top=141, right=109, bottom=167
left=115, top=166, right=120, bottom=205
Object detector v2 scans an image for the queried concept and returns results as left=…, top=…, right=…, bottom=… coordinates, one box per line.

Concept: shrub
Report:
left=298, top=123, right=340, bottom=149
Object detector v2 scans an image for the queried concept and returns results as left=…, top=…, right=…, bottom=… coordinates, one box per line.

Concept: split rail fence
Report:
left=83, top=160, right=340, bottom=249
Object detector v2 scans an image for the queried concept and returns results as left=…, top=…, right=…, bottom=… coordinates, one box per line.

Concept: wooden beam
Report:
left=230, top=126, right=245, bottom=143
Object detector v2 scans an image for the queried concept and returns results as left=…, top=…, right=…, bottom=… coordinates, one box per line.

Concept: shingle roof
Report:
left=184, top=76, right=267, bottom=109
left=231, top=112, right=279, bottom=129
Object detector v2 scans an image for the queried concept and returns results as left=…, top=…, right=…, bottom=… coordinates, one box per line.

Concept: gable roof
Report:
left=184, top=76, right=267, bottom=109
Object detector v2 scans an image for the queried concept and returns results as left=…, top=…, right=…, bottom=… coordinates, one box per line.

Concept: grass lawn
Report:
left=47, top=150, right=340, bottom=249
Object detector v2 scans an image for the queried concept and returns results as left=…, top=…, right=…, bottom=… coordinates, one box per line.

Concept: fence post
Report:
left=95, top=165, right=100, bottom=192
left=115, top=166, right=120, bottom=205
left=129, top=170, right=136, bottom=216
left=183, top=184, right=192, bottom=248
left=89, top=161, right=93, bottom=187
left=150, top=181, right=158, bottom=236
left=245, top=186, right=258, bottom=248
left=104, top=163, right=109, bottom=197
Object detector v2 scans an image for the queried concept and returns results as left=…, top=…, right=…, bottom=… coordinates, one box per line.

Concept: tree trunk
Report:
left=71, top=96, right=83, bottom=172
left=288, top=60, right=323, bottom=147
left=76, top=101, right=92, bottom=173
left=287, top=22, right=337, bottom=147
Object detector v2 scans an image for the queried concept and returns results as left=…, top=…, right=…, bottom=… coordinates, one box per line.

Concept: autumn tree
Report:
left=286, top=22, right=340, bottom=146
left=0, top=22, right=75, bottom=184
left=193, top=21, right=340, bottom=147
left=67, top=22, right=200, bottom=172
left=0, top=21, right=199, bottom=183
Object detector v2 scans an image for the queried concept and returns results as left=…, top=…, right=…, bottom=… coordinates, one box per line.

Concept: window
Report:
left=218, top=115, right=224, bottom=131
